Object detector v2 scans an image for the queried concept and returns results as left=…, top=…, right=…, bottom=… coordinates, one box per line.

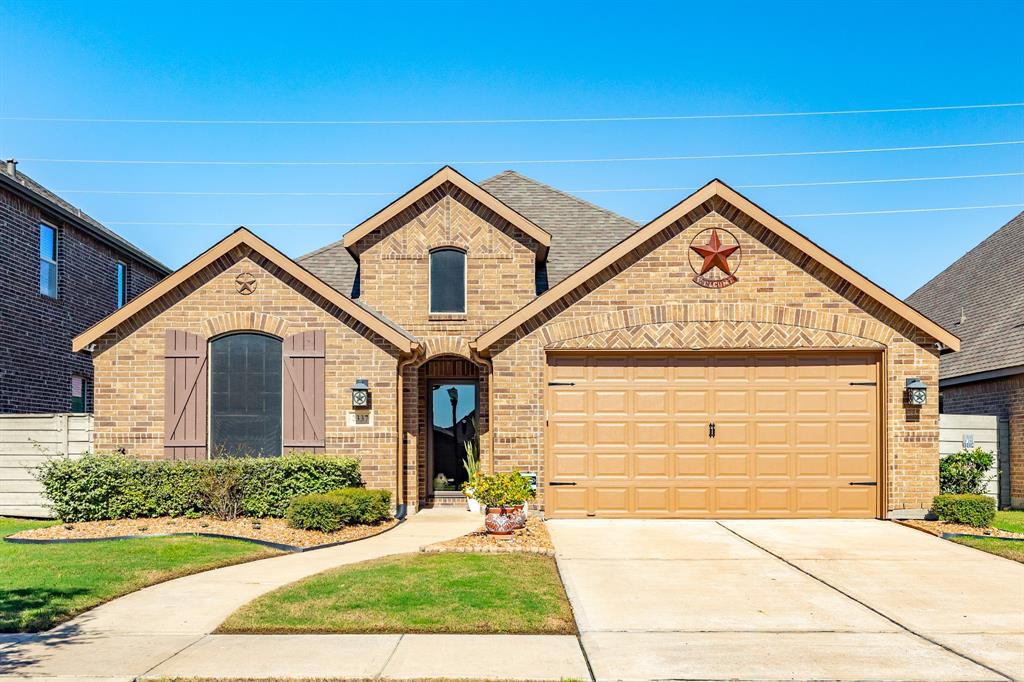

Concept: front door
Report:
left=428, top=380, right=479, bottom=496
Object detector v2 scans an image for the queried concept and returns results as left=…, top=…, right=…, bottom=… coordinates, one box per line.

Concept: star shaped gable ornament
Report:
left=688, top=228, right=741, bottom=289
left=235, top=272, right=257, bottom=295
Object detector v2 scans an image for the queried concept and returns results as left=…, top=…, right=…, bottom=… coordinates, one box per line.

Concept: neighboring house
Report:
left=73, top=166, right=958, bottom=519
left=907, top=211, right=1024, bottom=508
left=0, top=160, right=170, bottom=413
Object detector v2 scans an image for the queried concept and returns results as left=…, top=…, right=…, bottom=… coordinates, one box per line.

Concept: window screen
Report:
left=210, top=333, right=282, bottom=457
left=39, top=224, right=57, bottom=298
left=430, top=249, right=465, bottom=313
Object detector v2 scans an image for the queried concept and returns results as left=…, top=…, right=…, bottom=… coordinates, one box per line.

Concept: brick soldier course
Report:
left=74, top=167, right=961, bottom=518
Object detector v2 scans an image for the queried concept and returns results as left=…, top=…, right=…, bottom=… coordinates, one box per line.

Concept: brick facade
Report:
left=941, top=374, right=1024, bottom=506
left=86, top=183, right=946, bottom=517
left=487, top=199, right=942, bottom=515
left=90, top=249, right=403, bottom=495
left=0, top=184, right=164, bottom=414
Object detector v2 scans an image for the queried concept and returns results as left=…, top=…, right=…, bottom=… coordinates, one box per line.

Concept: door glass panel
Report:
left=430, top=382, right=477, bottom=492
left=210, top=333, right=282, bottom=457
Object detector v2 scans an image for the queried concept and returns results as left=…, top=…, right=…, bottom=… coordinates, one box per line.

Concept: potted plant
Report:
left=461, top=438, right=482, bottom=513
left=472, top=471, right=535, bottom=535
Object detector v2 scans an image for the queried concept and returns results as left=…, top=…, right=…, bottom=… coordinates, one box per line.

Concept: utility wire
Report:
left=18, top=139, right=1024, bottom=167
left=3, top=102, right=1023, bottom=125
left=100, top=203, right=1024, bottom=227
left=51, top=171, right=1024, bottom=197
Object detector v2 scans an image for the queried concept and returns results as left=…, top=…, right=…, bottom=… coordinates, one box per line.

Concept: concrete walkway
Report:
left=0, top=509, right=499, bottom=681
left=550, top=519, right=1024, bottom=682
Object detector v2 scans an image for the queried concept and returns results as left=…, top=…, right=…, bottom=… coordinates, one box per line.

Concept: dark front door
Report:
left=428, top=380, right=478, bottom=495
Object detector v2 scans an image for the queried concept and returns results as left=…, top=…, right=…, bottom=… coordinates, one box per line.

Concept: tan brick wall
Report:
left=489, top=199, right=942, bottom=516
left=91, top=249, right=403, bottom=496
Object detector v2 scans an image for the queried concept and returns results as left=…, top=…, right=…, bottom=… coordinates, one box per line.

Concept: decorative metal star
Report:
left=235, top=272, right=257, bottom=295
left=689, top=229, right=739, bottom=276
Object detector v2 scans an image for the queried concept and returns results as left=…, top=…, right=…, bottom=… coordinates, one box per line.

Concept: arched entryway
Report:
left=416, top=355, right=488, bottom=507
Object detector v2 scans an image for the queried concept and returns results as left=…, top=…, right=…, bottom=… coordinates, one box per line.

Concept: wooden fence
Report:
left=939, top=413, right=1010, bottom=507
left=0, top=413, right=93, bottom=518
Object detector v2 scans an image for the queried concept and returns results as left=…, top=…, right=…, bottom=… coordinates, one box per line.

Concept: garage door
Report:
left=545, top=352, right=880, bottom=518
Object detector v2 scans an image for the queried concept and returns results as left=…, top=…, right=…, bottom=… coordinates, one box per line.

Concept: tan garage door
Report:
left=545, top=352, right=880, bottom=518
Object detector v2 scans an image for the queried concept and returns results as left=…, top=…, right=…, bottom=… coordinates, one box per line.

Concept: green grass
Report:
left=0, top=516, right=280, bottom=632
left=219, top=552, right=576, bottom=635
left=951, top=536, right=1024, bottom=563
left=992, top=510, right=1024, bottom=534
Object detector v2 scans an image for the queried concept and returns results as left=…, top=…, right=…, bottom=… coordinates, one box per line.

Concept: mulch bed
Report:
left=899, top=518, right=1024, bottom=540
left=6, top=516, right=400, bottom=549
left=421, top=515, right=555, bottom=555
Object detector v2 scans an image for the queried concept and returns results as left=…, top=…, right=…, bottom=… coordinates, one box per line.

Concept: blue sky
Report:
left=1, top=0, right=1022, bottom=297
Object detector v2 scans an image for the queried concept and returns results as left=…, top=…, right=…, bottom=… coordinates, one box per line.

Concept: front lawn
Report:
left=992, top=510, right=1024, bottom=534
left=0, top=516, right=280, bottom=632
left=950, top=535, right=1024, bottom=563
left=219, top=552, right=576, bottom=634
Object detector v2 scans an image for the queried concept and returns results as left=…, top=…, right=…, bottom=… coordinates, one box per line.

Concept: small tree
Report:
left=939, top=447, right=994, bottom=495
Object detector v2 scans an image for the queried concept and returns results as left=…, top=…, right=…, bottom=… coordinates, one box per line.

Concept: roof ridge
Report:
left=482, top=170, right=639, bottom=226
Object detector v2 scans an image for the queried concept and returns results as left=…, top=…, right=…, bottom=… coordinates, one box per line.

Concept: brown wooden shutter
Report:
left=164, top=330, right=208, bottom=460
left=283, top=330, right=326, bottom=453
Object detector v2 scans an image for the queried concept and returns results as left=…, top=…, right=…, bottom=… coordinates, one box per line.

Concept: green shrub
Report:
left=37, top=453, right=363, bottom=522
left=286, top=488, right=392, bottom=532
left=472, top=471, right=535, bottom=508
left=939, top=447, right=995, bottom=495
left=932, top=493, right=996, bottom=528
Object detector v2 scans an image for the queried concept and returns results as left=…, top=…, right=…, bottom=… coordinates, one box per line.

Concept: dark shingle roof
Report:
left=0, top=167, right=171, bottom=275
left=906, top=211, right=1024, bottom=380
left=297, top=170, right=639, bottom=296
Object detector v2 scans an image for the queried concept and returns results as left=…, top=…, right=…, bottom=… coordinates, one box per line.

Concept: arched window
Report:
left=429, top=248, right=466, bottom=313
left=210, top=333, right=282, bottom=457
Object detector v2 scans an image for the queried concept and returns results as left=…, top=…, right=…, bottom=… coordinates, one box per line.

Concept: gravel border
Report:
left=3, top=517, right=404, bottom=553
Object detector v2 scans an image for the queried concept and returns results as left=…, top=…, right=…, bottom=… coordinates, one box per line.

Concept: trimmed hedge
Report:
left=287, top=488, right=392, bottom=531
left=37, top=453, right=362, bottom=522
left=932, top=493, right=996, bottom=528
left=939, top=447, right=994, bottom=495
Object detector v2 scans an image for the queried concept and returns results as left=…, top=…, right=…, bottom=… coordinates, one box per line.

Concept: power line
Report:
left=100, top=203, right=1024, bottom=227
left=19, top=139, right=1024, bottom=167
left=51, top=171, right=1024, bottom=198
left=3, top=102, right=1023, bottom=125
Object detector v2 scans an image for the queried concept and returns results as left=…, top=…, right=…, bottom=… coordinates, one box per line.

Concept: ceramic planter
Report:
left=484, top=506, right=516, bottom=535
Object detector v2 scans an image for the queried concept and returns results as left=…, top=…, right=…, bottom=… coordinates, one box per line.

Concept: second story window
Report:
left=39, top=224, right=58, bottom=298
left=116, top=262, right=128, bottom=308
left=429, top=248, right=466, bottom=314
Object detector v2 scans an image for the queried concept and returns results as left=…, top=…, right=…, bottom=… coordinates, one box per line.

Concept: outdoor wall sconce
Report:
left=351, top=378, right=371, bottom=409
left=905, top=377, right=927, bottom=406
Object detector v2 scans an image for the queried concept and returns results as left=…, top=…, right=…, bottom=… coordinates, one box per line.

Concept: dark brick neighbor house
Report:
left=0, top=160, right=169, bottom=414
left=907, top=210, right=1024, bottom=508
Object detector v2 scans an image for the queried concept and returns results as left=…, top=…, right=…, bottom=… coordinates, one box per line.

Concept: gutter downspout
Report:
left=396, top=343, right=423, bottom=518
left=470, top=344, right=495, bottom=474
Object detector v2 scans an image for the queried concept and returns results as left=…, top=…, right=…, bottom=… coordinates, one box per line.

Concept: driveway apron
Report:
left=549, top=519, right=1023, bottom=682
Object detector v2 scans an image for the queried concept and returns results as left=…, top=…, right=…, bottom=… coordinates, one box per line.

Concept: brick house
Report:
left=74, top=167, right=959, bottom=519
left=0, top=161, right=169, bottom=414
left=907, top=211, right=1024, bottom=509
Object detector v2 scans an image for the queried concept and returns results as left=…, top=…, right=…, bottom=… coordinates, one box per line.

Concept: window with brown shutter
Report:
left=164, top=330, right=208, bottom=460
left=283, top=330, right=326, bottom=453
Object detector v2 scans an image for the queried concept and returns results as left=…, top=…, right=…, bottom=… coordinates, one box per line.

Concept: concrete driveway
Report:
left=549, top=519, right=1024, bottom=681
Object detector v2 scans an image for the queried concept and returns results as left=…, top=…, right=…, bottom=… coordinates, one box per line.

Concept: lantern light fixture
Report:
left=351, top=378, right=371, bottom=409
left=905, top=377, right=927, bottom=406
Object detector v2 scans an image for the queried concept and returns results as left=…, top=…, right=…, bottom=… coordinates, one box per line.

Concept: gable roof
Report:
left=341, top=166, right=551, bottom=261
left=907, top=211, right=1024, bottom=382
left=72, top=227, right=417, bottom=354
left=475, top=179, right=961, bottom=353
left=481, top=171, right=639, bottom=287
left=1, top=165, right=171, bottom=275
left=296, top=169, right=638, bottom=295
